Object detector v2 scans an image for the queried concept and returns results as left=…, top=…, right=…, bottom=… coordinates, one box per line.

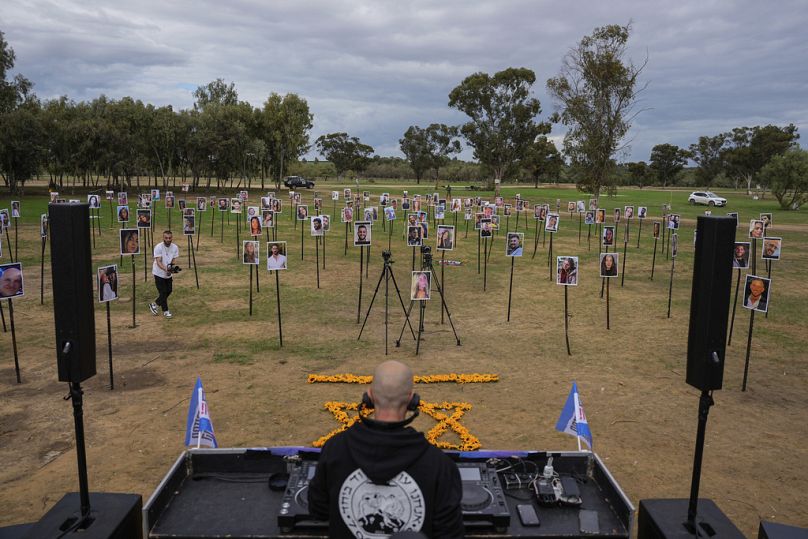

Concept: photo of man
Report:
left=183, top=214, right=195, bottom=236
left=151, top=189, right=160, bottom=201
left=380, top=193, right=389, bottom=206
left=749, top=219, right=764, bottom=239
left=556, top=256, right=578, bottom=285
left=545, top=213, right=559, bottom=232
left=503, top=204, right=512, bottom=217
left=437, top=225, right=455, bottom=250
left=354, top=222, right=371, bottom=246
left=297, top=205, right=309, bottom=221
left=363, top=208, right=374, bottom=221
left=137, top=209, right=151, bottom=228
left=321, top=215, right=330, bottom=232
left=506, top=233, right=524, bottom=256
left=239, top=190, right=248, bottom=202
left=332, top=191, right=340, bottom=201
left=653, top=222, right=661, bottom=239
left=732, top=242, right=751, bottom=268
left=567, top=201, right=576, bottom=212
left=98, top=265, right=118, bottom=302
left=311, top=216, right=324, bottom=236
left=600, top=253, right=619, bottom=278
left=483, top=205, right=493, bottom=218
left=218, top=198, right=229, bottom=211
left=119, top=229, right=140, bottom=255
left=178, top=199, right=187, bottom=211
left=480, top=219, right=493, bottom=238
left=411, top=271, right=431, bottom=301
left=197, top=197, right=207, bottom=211
left=602, top=225, right=615, bottom=246
left=435, top=204, right=445, bottom=220
left=762, top=237, right=782, bottom=260
left=743, top=275, right=771, bottom=313
left=314, top=198, right=322, bottom=211
left=584, top=211, right=595, bottom=225
left=342, top=207, right=353, bottom=223
left=267, top=242, right=287, bottom=270
left=638, top=206, right=647, bottom=219
left=533, top=205, right=542, bottom=219
left=0, top=263, right=24, bottom=299
left=596, top=209, right=605, bottom=224
left=464, top=207, right=473, bottom=220
left=402, top=198, right=411, bottom=210
left=40, top=214, right=48, bottom=238
left=760, top=213, right=772, bottom=230
left=495, top=196, right=504, bottom=207
left=164, top=195, right=174, bottom=209
left=343, top=188, right=351, bottom=200
left=11, top=201, right=20, bottom=218
left=407, top=225, right=423, bottom=246
left=231, top=199, right=242, bottom=214
left=242, top=240, right=259, bottom=264
left=385, top=206, right=396, bottom=221
left=668, top=214, right=680, bottom=230
left=613, top=208, right=621, bottom=223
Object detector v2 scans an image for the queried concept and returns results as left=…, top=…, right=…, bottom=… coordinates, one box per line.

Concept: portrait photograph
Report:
left=0, top=262, right=24, bottom=299
left=503, top=204, right=512, bottom=216
left=314, top=198, right=322, bottom=210
left=613, top=208, right=621, bottom=223
left=231, top=198, right=243, bottom=214
left=567, top=201, right=576, bottom=212
left=576, top=200, right=586, bottom=213
left=247, top=206, right=259, bottom=220
left=105, top=190, right=114, bottom=200
left=165, top=195, right=175, bottom=209
left=342, top=207, right=353, bottom=223
left=410, top=271, right=431, bottom=301
left=749, top=219, right=765, bottom=239
left=407, top=225, right=423, bottom=246
left=261, top=196, right=272, bottom=209
left=762, top=237, right=782, bottom=260
left=40, top=214, right=48, bottom=238
left=363, top=191, right=370, bottom=201
left=668, top=214, right=681, bottom=230
left=517, top=199, right=525, bottom=211
left=332, top=191, right=340, bottom=201
left=322, top=215, right=331, bottom=232
left=197, top=197, right=207, bottom=211
left=183, top=214, right=195, bottom=236
left=363, top=208, right=374, bottom=221
left=760, top=213, right=772, bottom=229
left=451, top=198, right=462, bottom=212
left=139, top=193, right=152, bottom=208
left=97, top=265, right=119, bottom=303
left=136, top=209, right=151, bottom=228
left=10, top=201, right=20, bottom=218
left=271, top=199, right=281, bottom=213
left=151, top=189, right=160, bottom=201
left=584, top=211, right=595, bottom=225
left=311, top=216, right=324, bottom=236
left=533, top=204, right=542, bottom=219
left=119, top=229, right=140, bottom=255
left=638, top=206, right=648, bottom=219
left=625, top=206, right=634, bottom=219
left=266, top=241, right=287, bottom=271
left=343, top=188, right=351, bottom=199
left=117, top=192, right=128, bottom=206
left=545, top=213, right=559, bottom=232
left=595, top=209, right=605, bottom=224
left=480, top=218, right=493, bottom=238
left=178, top=199, right=187, bottom=210
left=262, top=210, right=274, bottom=228
left=420, top=220, right=429, bottom=239
left=354, top=221, right=371, bottom=246
left=464, top=207, right=473, bottom=220
left=402, top=198, right=410, bottom=210
left=385, top=206, right=396, bottom=221
left=181, top=183, right=189, bottom=192
left=117, top=205, right=130, bottom=223
left=733, top=242, right=751, bottom=268
left=437, top=225, right=455, bottom=251
left=239, top=190, right=249, bottom=202
left=412, top=199, right=421, bottom=212
left=87, top=194, right=101, bottom=209
left=602, top=225, right=615, bottom=246
left=218, top=198, right=229, bottom=211
left=743, top=275, right=771, bottom=313
left=51, top=192, right=60, bottom=203
left=599, top=252, right=619, bottom=278
left=589, top=198, right=598, bottom=211
left=296, top=205, right=309, bottom=220
left=380, top=193, right=389, bottom=206
left=183, top=207, right=194, bottom=217
left=506, top=232, right=524, bottom=257
left=483, top=205, right=493, bottom=218
left=242, top=240, right=259, bottom=265
left=556, top=256, right=578, bottom=286
left=435, top=205, right=445, bottom=220
left=495, top=196, right=504, bottom=207
left=474, top=213, right=483, bottom=229
left=653, top=221, right=661, bottom=239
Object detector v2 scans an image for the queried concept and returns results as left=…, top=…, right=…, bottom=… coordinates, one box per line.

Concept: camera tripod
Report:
left=358, top=251, right=417, bottom=355
left=396, top=246, right=461, bottom=355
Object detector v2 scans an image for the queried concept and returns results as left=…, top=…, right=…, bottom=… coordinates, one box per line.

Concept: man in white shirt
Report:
left=149, top=230, right=180, bottom=318
left=267, top=243, right=287, bottom=270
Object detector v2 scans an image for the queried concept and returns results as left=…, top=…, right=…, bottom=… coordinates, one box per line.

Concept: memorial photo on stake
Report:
left=638, top=206, right=647, bottom=219
left=311, top=216, right=324, bottom=236
left=136, top=209, right=151, bottom=228
left=218, top=198, right=229, bottom=211
left=557, top=256, right=578, bottom=285
left=602, top=226, right=615, bottom=246
left=506, top=233, right=524, bottom=256
left=97, top=265, right=118, bottom=302
left=249, top=216, right=262, bottom=236
left=577, top=200, right=586, bottom=213
left=183, top=214, right=195, bottom=236
left=87, top=194, right=100, bottom=209
left=480, top=219, right=493, bottom=238
left=437, top=225, right=455, bottom=250
left=411, top=271, right=431, bottom=301
left=749, top=219, right=764, bottom=239
left=743, top=275, right=771, bottom=313
left=584, top=211, right=595, bottom=225
left=545, top=213, right=559, bottom=232
left=117, top=206, right=130, bottom=223
left=342, top=207, right=353, bottom=223
left=120, top=229, right=140, bottom=255
left=165, top=195, right=175, bottom=209
left=733, top=242, right=751, bottom=268
left=384, top=206, right=396, bottom=221
left=595, top=209, right=605, bottom=224
left=297, top=205, right=309, bottom=221
left=0, top=263, right=24, bottom=299
left=178, top=199, right=187, bottom=210
left=354, top=222, right=371, bottom=246
left=760, top=213, right=772, bottom=230
left=408, top=225, right=423, bottom=246
left=197, top=197, right=207, bottom=211
left=105, top=190, right=114, bottom=201
left=653, top=222, right=661, bottom=239
left=667, top=214, right=680, bottom=230
left=762, top=237, right=782, bottom=260
left=118, top=193, right=129, bottom=205
left=40, top=214, right=48, bottom=238
left=266, top=241, right=287, bottom=271
left=243, top=241, right=259, bottom=265
left=599, top=253, right=619, bottom=278
left=231, top=199, right=243, bottom=214
left=624, top=206, right=634, bottom=219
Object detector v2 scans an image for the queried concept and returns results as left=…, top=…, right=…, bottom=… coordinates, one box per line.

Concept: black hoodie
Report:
left=308, top=421, right=464, bottom=538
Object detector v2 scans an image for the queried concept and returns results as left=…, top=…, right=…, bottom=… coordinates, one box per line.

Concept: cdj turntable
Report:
left=277, top=460, right=511, bottom=532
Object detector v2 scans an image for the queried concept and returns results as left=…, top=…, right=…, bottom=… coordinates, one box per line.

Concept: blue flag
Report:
left=184, top=377, right=218, bottom=448
left=555, top=382, right=593, bottom=450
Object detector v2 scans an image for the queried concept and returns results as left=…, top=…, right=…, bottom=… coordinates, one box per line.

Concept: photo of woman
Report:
left=117, top=206, right=130, bottom=223
left=165, top=195, right=175, bottom=209
left=183, top=214, right=195, bottom=236
left=411, top=271, right=431, bottom=301
left=624, top=206, right=634, bottom=219
left=120, top=229, right=140, bottom=255
left=271, top=199, right=281, bottom=213
left=749, top=219, right=764, bottom=239
left=197, top=197, right=207, bottom=211
left=11, top=201, right=20, bottom=218
left=602, top=226, right=615, bottom=246
left=600, top=253, right=619, bottom=278
left=653, top=222, right=661, bottom=238
left=250, top=216, right=262, bottom=236
left=342, top=207, right=353, bottom=223
left=297, top=205, right=309, bottom=220
left=87, top=194, right=100, bottom=209
left=267, top=242, right=287, bottom=270
left=596, top=209, right=605, bottom=224
left=98, top=265, right=118, bottom=302
left=613, top=208, right=621, bottom=223
left=137, top=209, right=151, bottom=228
left=262, top=210, right=274, bottom=229
left=178, top=199, right=187, bottom=210
left=545, top=213, right=559, bottom=232
left=243, top=241, right=259, bottom=264
left=437, top=226, right=455, bottom=250
left=118, top=192, right=128, bottom=205
left=556, top=257, right=578, bottom=286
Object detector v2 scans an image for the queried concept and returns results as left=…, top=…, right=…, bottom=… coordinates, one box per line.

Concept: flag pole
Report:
left=196, top=387, right=202, bottom=449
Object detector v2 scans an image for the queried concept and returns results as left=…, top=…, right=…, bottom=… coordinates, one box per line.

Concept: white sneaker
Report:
left=149, top=303, right=159, bottom=315
left=163, top=311, right=173, bottom=319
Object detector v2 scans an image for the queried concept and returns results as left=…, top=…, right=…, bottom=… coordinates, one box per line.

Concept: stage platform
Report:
left=144, top=447, right=634, bottom=539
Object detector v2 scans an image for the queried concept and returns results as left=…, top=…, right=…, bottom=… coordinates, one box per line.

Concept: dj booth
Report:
left=143, top=447, right=633, bottom=538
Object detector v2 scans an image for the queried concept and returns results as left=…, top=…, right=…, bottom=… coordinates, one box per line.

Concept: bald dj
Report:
left=308, top=360, right=463, bottom=538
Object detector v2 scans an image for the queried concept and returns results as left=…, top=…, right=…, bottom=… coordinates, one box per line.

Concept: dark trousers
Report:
left=154, top=275, right=173, bottom=312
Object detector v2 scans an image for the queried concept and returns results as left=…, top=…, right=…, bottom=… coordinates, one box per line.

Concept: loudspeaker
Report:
left=686, top=216, right=735, bottom=391
left=49, top=203, right=96, bottom=383
left=24, top=492, right=142, bottom=539
left=638, top=499, right=744, bottom=539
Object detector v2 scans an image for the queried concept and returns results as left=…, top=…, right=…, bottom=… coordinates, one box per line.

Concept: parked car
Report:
left=283, top=176, right=315, bottom=189
left=688, top=191, right=727, bottom=206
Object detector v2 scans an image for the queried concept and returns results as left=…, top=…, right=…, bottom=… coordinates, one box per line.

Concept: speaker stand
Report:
left=686, top=389, right=713, bottom=533
left=68, top=380, right=92, bottom=523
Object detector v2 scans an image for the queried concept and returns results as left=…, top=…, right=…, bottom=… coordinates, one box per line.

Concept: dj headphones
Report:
left=359, top=391, right=421, bottom=430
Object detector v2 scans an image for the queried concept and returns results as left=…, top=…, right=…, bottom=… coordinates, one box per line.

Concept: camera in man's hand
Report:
left=167, top=264, right=182, bottom=274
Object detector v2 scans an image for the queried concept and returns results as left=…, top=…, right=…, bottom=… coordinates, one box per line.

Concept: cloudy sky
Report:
left=2, top=0, right=806, bottom=162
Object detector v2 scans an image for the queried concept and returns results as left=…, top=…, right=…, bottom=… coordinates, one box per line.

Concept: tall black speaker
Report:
left=49, top=203, right=96, bottom=382
left=686, top=216, right=735, bottom=391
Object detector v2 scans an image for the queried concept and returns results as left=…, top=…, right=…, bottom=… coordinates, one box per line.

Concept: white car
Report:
left=688, top=191, right=727, bottom=207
